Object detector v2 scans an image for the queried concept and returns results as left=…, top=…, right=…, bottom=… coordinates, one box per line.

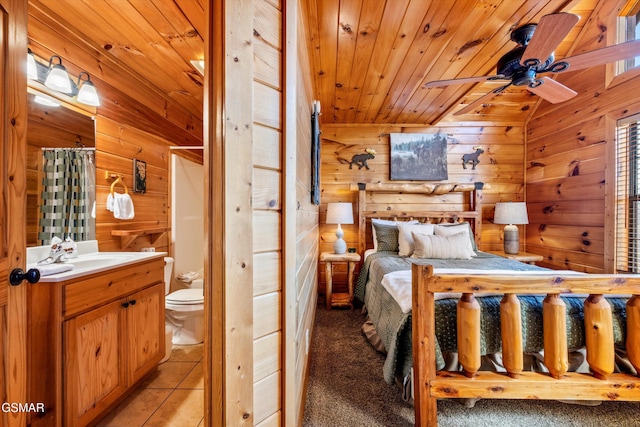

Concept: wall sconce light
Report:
left=76, top=72, right=100, bottom=106
left=27, top=49, right=38, bottom=80
left=44, top=55, right=72, bottom=94
left=28, top=50, right=101, bottom=107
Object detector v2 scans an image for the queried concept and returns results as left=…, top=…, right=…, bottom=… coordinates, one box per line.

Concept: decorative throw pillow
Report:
left=372, top=222, right=400, bottom=252
left=434, top=222, right=477, bottom=254
left=371, top=218, right=418, bottom=251
left=397, top=222, right=435, bottom=256
left=411, top=232, right=475, bottom=260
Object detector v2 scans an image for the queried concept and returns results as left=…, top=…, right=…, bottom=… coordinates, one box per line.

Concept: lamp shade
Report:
left=44, top=56, right=72, bottom=94
left=77, top=76, right=100, bottom=106
left=494, top=202, right=529, bottom=225
left=326, top=202, right=354, bottom=225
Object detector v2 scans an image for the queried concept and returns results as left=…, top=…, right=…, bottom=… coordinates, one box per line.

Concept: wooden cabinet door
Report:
left=127, top=283, right=164, bottom=384
left=0, top=1, right=28, bottom=426
left=64, top=300, right=127, bottom=427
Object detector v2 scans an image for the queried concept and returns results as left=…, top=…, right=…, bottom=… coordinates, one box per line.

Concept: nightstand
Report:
left=488, top=250, right=544, bottom=265
left=319, top=252, right=361, bottom=310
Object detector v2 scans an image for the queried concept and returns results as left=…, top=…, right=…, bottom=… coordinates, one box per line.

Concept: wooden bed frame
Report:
left=355, top=182, right=640, bottom=426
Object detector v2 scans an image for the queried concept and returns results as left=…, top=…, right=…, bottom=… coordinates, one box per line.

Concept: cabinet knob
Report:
left=121, top=302, right=130, bottom=308
left=129, top=299, right=137, bottom=305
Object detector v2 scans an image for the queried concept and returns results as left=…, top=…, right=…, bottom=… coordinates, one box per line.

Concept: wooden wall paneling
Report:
left=253, top=372, right=281, bottom=425
left=525, top=39, right=615, bottom=273
left=253, top=1, right=284, bottom=424
left=285, top=0, right=319, bottom=423
left=254, top=332, right=281, bottom=383
left=253, top=168, right=281, bottom=210
left=254, top=292, right=281, bottom=340
left=319, top=123, right=526, bottom=290
left=254, top=252, right=281, bottom=297
left=254, top=125, right=281, bottom=170
left=255, top=82, right=282, bottom=129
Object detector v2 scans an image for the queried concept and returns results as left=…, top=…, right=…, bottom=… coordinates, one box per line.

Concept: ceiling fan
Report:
left=424, top=13, right=640, bottom=115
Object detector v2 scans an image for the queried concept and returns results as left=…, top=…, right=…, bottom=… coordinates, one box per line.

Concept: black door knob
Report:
left=9, top=268, right=41, bottom=286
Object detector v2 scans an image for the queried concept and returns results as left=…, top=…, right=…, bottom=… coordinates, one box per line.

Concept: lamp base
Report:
left=503, top=224, right=520, bottom=254
left=334, top=224, right=346, bottom=254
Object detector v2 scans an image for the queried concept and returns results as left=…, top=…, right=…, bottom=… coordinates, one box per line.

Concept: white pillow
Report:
left=434, top=222, right=477, bottom=256
left=371, top=218, right=418, bottom=251
left=411, top=232, right=475, bottom=260
left=397, top=223, right=435, bottom=256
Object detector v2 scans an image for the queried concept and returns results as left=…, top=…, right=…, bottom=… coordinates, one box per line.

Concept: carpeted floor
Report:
left=303, top=304, right=640, bottom=427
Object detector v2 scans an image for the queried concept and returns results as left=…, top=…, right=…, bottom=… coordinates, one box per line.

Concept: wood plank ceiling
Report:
left=26, top=0, right=600, bottom=131
left=27, top=0, right=205, bottom=138
left=302, top=0, right=599, bottom=126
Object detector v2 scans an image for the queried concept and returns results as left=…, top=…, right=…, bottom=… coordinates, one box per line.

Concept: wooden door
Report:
left=64, top=300, right=127, bottom=427
left=127, top=283, right=164, bottom=384
left=0, top=1, right=28, bottom=426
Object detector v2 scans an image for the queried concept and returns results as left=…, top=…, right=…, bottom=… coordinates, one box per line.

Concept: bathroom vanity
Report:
left=26, top=249, right=166, bottom=427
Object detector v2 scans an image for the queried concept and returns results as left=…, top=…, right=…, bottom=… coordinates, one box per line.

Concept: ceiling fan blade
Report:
left=454, top=88, right=503, bottom=116
left=526, top=77, right=577, bottom=103
left=424, top=75, right=505, bottom=88
left=520, top=13, right=580, bottom=67
left=550, top=39, right=640, bottom=73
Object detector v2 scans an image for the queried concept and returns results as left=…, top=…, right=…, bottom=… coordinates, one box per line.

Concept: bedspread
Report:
left=355, top=251, right=630, bottom=385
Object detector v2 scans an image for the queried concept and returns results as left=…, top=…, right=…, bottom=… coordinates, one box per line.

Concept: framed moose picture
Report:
left=389, top=132, right=448, bottom=181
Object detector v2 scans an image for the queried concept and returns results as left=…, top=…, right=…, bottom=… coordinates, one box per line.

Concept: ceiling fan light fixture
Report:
left=27, top=49, right=38, bottom=80
left=44, top=55, right=72, bottom=94
left=76, top=72, right=100, bottom=106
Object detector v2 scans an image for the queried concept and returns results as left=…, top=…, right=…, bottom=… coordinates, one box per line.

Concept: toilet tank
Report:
left=164, top=257, right=174, bottom=295
left=191, top=278, right=204, bottom=289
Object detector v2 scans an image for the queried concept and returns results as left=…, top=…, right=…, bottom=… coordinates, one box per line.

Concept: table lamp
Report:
left=494, top=202, right=529, bottom=255
left=326, top=202, right=354, bottom=254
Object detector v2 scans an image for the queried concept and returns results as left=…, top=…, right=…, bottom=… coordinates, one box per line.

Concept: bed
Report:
left=353, top=182, right=640, bottom=426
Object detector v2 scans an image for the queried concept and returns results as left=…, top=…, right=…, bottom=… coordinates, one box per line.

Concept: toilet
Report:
left=163, top=257, right=205, bottom=346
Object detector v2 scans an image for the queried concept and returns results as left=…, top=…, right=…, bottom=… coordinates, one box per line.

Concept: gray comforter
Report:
left=355, top=251, right=629, bottom=385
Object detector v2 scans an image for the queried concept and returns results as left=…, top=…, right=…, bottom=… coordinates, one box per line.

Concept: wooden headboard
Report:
left=354, top=182, right=484, bottom=256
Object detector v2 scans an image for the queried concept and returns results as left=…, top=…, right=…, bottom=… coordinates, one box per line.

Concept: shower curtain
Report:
left=38, top=149, right=96, bottom=245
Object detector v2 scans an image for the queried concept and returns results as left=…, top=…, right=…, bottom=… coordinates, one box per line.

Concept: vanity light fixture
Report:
left=27, top=49, right=38, bottom=80
left=44, top=55, right=72, bottom=94
left=190, top=59, right=205, bottom=76
left=76, top=72, right=100, bottom=106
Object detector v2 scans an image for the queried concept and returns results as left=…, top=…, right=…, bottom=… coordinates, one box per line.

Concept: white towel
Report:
left=177, top=271, right=199, bottom=282
left=107, top=192, right=135, bottom=219
left=37, top=263, right=74, bottom=276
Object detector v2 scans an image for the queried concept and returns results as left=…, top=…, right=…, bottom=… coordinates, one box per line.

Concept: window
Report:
left=616, top=113, right=640, bottom=272
left=617, top=0, right=640, bottom=74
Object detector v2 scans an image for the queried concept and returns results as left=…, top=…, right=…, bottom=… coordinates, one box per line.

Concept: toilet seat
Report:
left=166, top=288, right=204, bottom=305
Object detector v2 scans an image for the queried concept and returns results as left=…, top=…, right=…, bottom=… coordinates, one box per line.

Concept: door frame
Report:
left=2, top=0, right=28, bottom=426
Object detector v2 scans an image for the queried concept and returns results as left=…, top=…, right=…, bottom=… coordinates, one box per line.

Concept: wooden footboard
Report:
left=411, top=264, right=640, bottom=426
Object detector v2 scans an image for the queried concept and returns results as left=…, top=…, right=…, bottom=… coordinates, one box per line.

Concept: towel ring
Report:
left=110, top=175, right=129, bottom=195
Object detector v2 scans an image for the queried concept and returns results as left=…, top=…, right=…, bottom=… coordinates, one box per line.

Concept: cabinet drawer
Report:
left=64, top=258, right=164, bottom=317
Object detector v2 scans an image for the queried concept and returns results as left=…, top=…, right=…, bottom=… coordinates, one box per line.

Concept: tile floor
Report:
left=97, top=344, right=204, bottom=427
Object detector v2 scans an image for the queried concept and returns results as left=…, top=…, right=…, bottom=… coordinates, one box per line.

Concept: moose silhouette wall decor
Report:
left=338, top=148, right=377, bottom=170
left=462, top=148, right=484, bottom=170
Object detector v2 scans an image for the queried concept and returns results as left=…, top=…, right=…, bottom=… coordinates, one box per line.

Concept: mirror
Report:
left=26, top=89, right=97, bottom=247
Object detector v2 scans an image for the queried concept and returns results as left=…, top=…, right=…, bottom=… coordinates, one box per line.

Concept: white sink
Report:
left=65, top=253, right=138, bottom=269
left=27, top=247, right=166, bottom=282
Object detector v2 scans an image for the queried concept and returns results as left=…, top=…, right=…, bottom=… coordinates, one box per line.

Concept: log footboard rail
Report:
left=411, top=264, right=640, bottom=426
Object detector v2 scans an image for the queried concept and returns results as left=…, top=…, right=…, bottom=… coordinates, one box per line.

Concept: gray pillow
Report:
left=372, top=222, right=399, bottom=252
